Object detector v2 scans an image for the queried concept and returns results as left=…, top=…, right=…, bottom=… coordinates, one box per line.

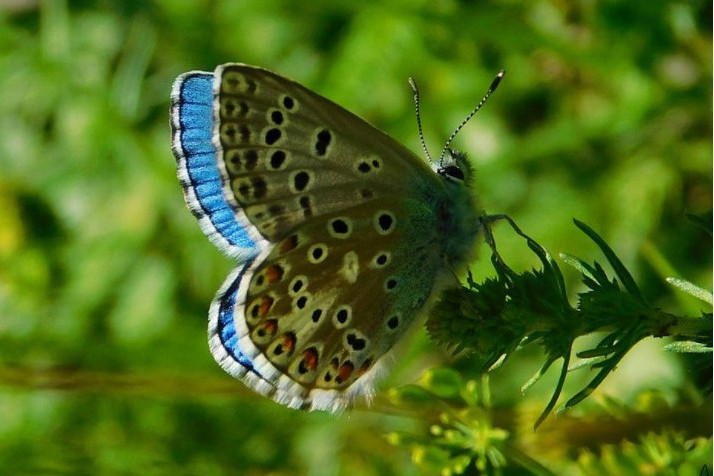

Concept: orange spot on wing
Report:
left=263, top=319, right=278, bottom=335
left=338, top=361, right=354, bottom=382
left=282, top=333, right=296, bottom=352
left=265, top=265, right=284, bottom=283
left=303, top=348, right=319, bottom=371
left=281, top=234, right=298, bottom=253
left=356, top=358, right=372, bottom=377
left=259, top=296, right=274, bottom=316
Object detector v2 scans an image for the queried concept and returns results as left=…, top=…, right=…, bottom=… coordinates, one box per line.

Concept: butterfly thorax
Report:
left=435, top=175, right=481, bottom=269
left=432, top=149, right=481, bottom=269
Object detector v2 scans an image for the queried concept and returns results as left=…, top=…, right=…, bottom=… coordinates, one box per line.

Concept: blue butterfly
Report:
left=170, top=64, right=502, bottom=411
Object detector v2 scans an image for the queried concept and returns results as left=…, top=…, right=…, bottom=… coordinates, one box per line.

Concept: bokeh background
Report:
left=0, top=1, right=711, bottom=475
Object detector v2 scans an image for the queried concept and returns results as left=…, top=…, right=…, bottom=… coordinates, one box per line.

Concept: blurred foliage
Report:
left=389, top=370, right=711, bottom=475
left=0, top=0, right=710, bottom=475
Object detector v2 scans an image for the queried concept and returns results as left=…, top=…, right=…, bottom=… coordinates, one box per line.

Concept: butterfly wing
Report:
left=211, top=64, right=442, bottom=240
left=212, top=196, right=446, bottom=410
left=171, top=63, right=454, bottom=411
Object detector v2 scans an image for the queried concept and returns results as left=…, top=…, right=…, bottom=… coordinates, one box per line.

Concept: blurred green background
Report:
left=0, top=0, right=711, bottom=475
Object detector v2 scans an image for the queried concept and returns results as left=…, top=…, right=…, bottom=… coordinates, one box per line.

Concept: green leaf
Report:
left=573, top=219, right=648, bottom=306
left=663, top=341, right=712, bottom=353
left=666, top=277, right=713, bottom=305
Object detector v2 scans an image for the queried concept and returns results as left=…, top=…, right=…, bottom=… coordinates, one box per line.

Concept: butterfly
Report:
left=170, top=63, right=503, bottom=412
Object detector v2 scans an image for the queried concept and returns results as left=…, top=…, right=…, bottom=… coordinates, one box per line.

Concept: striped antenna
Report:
left=438, top=70, right=505, bottom=165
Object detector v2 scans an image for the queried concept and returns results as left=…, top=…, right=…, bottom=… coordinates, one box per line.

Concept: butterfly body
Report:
left=170, top=64, right=481, bottom=411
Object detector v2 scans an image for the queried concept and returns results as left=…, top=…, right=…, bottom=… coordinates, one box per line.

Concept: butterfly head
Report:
left=436, top=148, right=474, bottom=185
left=410, top=70, right=503, bottom=188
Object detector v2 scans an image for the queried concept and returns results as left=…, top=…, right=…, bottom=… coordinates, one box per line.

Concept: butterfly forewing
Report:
left=214, top=64, right=439, bottom=241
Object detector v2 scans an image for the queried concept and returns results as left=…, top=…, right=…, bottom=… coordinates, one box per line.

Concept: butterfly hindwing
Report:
left=230, top=198, right=444, bottom=410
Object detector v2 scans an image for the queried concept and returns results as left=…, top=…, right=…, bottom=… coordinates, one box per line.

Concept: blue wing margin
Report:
left=170, top=71, right=260, bottom=260
left=208, top=260, right=262, bottom=378
left=208, top=258, right=281, bottom=400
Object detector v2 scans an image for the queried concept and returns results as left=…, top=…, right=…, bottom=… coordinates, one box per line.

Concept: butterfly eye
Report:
left=438, top=165, right=465, bottom=181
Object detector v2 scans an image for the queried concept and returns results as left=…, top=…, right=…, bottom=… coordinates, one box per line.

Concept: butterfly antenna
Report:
left=408, top=77, right=434, bottom=163
left=438, top=69, right=505, bottom=165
